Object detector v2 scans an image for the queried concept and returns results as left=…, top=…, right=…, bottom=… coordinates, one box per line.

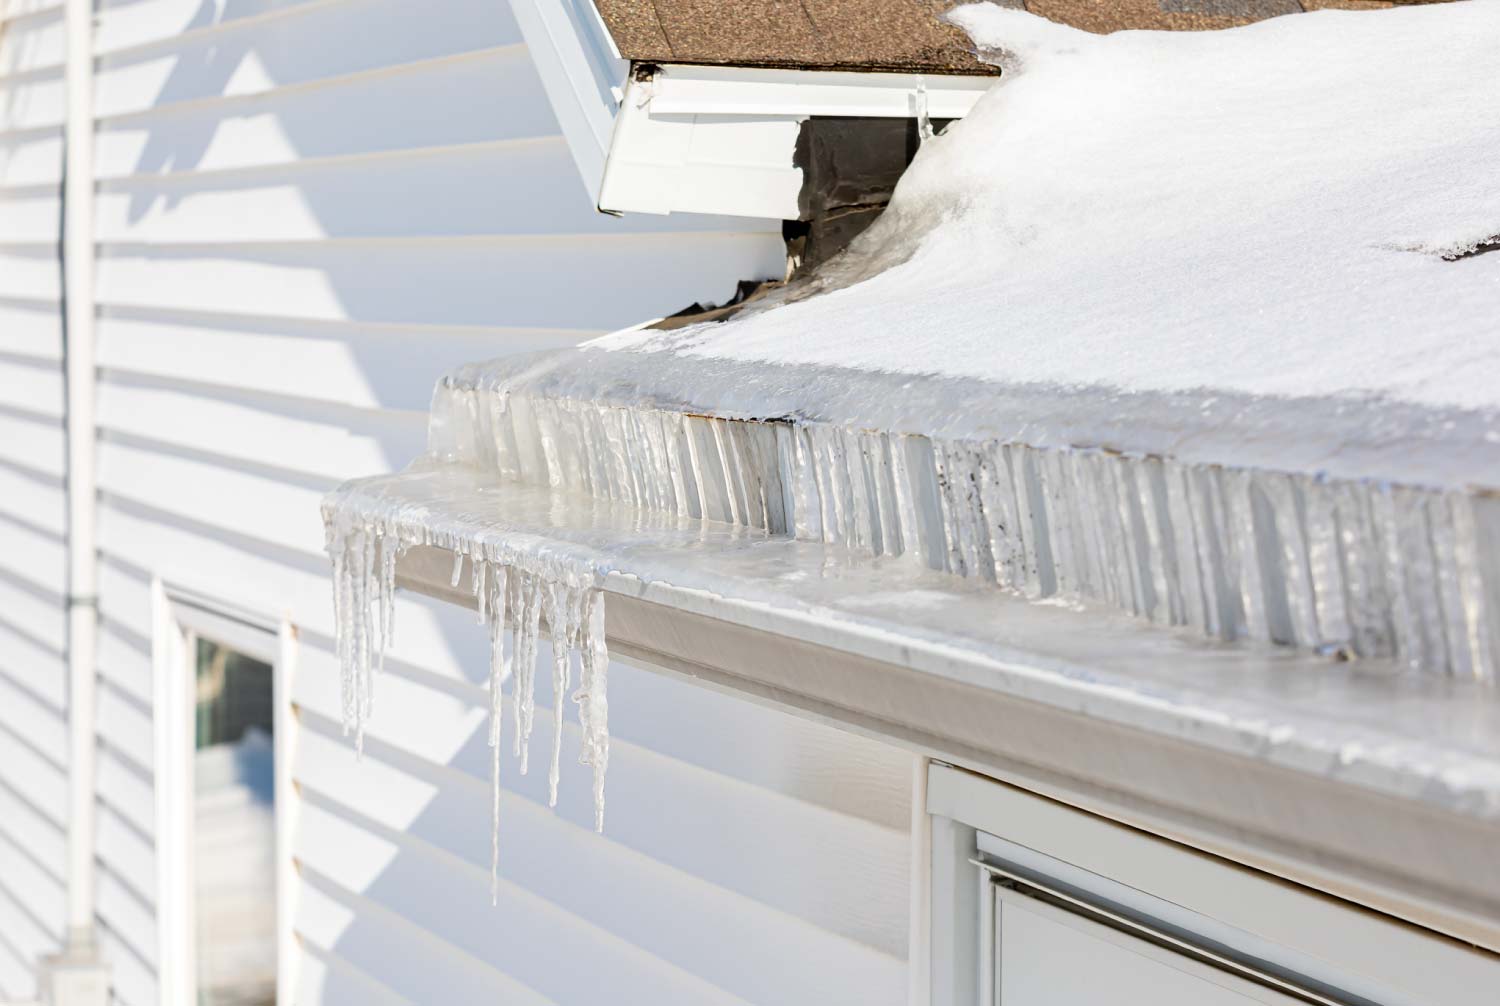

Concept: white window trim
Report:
left=150, top=581, right=298, bottom=1006
left=925, top=762, right=1499, bottom=1006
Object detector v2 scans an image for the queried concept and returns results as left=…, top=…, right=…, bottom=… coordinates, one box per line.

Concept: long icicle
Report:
left=547, top=582, right=572, bottom=808
left=575, top=589, right=610, bottom=832
left=487, top=564, right=509, bottom=905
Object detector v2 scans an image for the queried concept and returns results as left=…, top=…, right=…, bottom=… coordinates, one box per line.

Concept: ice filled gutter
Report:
left=325, top=460, right=1500, bottom=948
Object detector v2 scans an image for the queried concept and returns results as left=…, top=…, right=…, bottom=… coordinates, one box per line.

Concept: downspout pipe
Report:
left=59, top=0, right=102, bottom=979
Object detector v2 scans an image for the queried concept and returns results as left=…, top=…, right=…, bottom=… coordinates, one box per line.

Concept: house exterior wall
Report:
left=0, top=0, right=916, bottom=1002
left=0, top=0, right=71, bottom=995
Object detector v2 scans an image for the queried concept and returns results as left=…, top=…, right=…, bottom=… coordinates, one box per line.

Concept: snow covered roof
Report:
left=599, top=2, right=1500, bottom=445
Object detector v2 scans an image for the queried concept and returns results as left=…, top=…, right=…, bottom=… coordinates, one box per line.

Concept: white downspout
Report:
left=43, top=0, right=108, bottom=1003
left=63, top=0, right=97, bottom=943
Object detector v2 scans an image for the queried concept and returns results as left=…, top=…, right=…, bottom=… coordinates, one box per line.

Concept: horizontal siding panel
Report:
left=0, top=4, right=64, bottom=76
left=95, top=867, right=158, bottom=970
left=98, top=377, right=426, bottom=481
left=0, top=411, right=64, bottom=475
left=0, top=189, right=60, bottom=241
left=0, top=73, right=65, bottom=131
left=0, top=774, right=66, bottom=878
left=0, top=128, right=61, bottom=185
left=96, top=918, right=159, bottom=1006
left=296, top=944, right=418, bottom=1006
left=97, top=309, right=585, bottom=411
left=97, top=678, right=155, bottom=774
left=0, top=828, right=65, bottom=927
left=97, top=498, right=352, bottom=641
left=0, top=0, right=65, bottom=20
left=95, top=800, right=157, bottom=912
left=0, top=461, right=65, bottom=538
left=0, top=357, right=64, bottom=421
left=0, top=667, right=67, bottom=764
left=94, top=49, right=551, bottom=180
left=0, top=572, right=66, bottom=652
left=296, top=813, right=761, bottom=1006
left=294, top=870, right=556, bottom=1006
left=296, top=726, right=906, bottom=1004
left=96, top=744, right=155, bottom=838
left=98, top=436, right=331, bottom=558
left=293, top=644, right=911, bottom=960
left=0, top=125, right=61, bottom=186
left=96, top=571, right=158, bottom=707
left=0, top=887, right=52, bottom=996
left=94, top=0, right=524, bottom=119
left=97, top=628, right=153, bottom=709
left=0, top=508, right=65, bottom=591
left=0, top=244, right=60, bottom=299
left=0, top=723, right=66, bottom=823
left=0, top=625, right=64, bottom=711
left=0, top=297, right=63, bottom=361
left=95, top=234, right=784, bottom=330
left=97, top=140, right=780, bottom=242
left=95, top=0, right=330, bottom=56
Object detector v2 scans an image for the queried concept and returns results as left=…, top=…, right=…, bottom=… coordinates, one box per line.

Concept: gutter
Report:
left=326, top=466, right=1500, bottom=953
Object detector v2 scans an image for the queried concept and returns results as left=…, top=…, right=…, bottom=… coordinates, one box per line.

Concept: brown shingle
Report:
left=594, top=0, right=1459, bottom=74
left=596, top=0, right=1001, bottom=72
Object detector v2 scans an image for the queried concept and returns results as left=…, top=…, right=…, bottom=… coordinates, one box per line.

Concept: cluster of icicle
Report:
left=429, top=381, right=1500, bottom=682
left=325, top=505, right=609, bottom=904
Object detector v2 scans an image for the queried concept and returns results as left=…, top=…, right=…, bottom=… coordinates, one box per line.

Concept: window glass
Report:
left=194, top=638, right=277, bottom=1006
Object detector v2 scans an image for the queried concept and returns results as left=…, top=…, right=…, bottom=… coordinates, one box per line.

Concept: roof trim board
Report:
left=505, top=0, right=629, bottom=202
left=598, top=64, right=993, bottom=218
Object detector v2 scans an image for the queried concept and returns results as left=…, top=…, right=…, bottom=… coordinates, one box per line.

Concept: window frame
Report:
left=151, top=581, right=298, bottom=1006
left=925, top=762, right=1499, bottom=1006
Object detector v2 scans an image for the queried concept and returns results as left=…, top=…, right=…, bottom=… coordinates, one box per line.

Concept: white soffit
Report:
left=598, top=64, right=994, bottom=219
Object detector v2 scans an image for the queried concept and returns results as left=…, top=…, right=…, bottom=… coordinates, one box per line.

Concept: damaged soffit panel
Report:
left=591, top=0, right=1456, bottom=74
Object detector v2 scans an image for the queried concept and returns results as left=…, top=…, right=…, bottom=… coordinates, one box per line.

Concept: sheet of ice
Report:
left=395, top=3, right=1500, bottom=680
left=425, top=359, right=1500, bottom=680
left=601, top=2, right=1500, bottom=417
left=327, top=466, right=1500, bottom=824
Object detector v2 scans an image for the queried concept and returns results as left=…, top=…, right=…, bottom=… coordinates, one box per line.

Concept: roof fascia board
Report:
left=506, top=0, right=627, bottom=203
left=647, top=63, right=993, bottom=118
left=598, top=64, right=993, bottom=219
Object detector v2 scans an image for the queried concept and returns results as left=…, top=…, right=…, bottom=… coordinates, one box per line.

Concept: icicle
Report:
left=914, top=76, right=933, bottom=143
left=545, top=581, right=574, bottom=807
left=487, top=565, right=509, bottom=905
left=450, top=550, right=465, bottom=589
left=379, top=532, right=398, bottom=675
left=473, top=557, right=488, bottom=625
left=515, top=574, right=542, bottom=774
left=573, top=589, right=610, bottom=832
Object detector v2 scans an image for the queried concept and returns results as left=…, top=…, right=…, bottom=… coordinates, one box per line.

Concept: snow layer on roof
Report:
left=600, top=2, right=1500, bottom=416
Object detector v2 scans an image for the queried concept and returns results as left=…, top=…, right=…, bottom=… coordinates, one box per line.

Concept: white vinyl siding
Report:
left=74, top=0, right=914, bottom=1004
left=0, top=0, right=69, bottom=996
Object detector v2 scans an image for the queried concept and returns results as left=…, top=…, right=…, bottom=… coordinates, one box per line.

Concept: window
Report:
left=192, top=637, right=277, bottom=1005
left=154, top=585, right=296, bottom=1006
left=925, top=763, right=1497, bottom=1006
